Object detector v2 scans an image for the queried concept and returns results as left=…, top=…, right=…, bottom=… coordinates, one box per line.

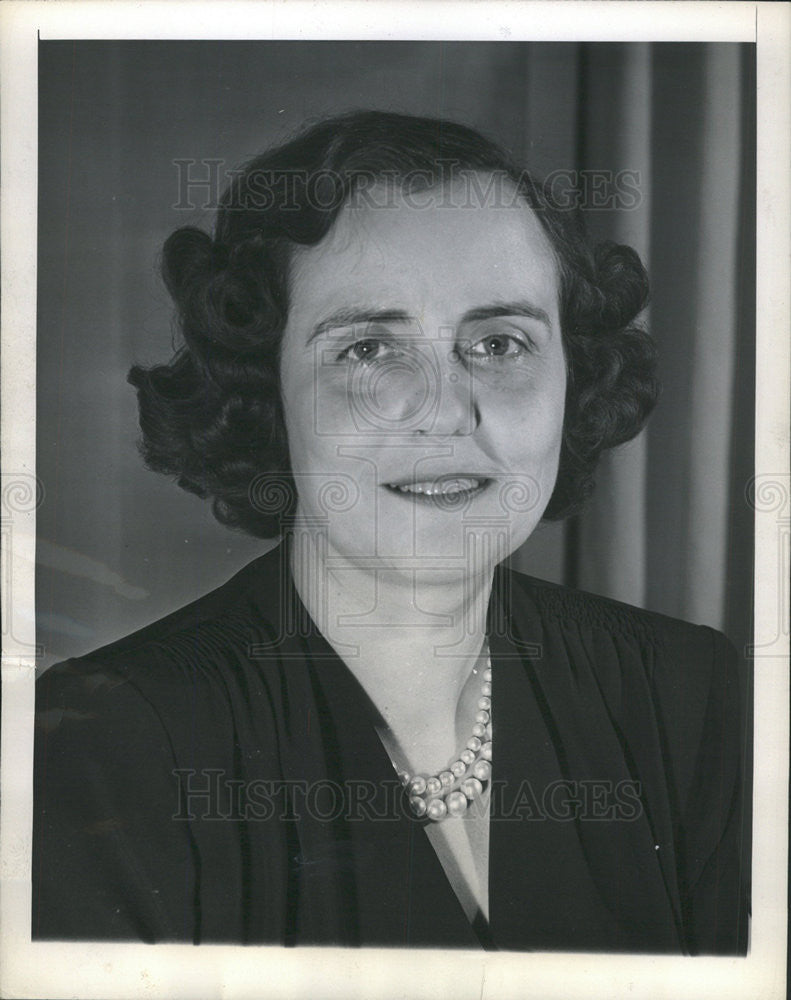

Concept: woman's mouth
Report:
left=383, top=476, right=492, bottom=501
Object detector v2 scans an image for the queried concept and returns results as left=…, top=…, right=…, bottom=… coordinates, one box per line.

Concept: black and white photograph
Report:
left=1, top=3, right=788, bottom=999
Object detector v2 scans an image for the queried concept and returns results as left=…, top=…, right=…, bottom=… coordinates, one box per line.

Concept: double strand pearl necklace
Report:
left=395, top=659, right=492, bottom=822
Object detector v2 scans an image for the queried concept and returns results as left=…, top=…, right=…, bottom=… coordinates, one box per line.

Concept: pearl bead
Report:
left=427, top=798, right=448, bottom=821
left=446, top=791, right=468, bottom=817
left=473, top=759, right=491, bottom=781
left=409, top=796, right=427, bottom=817
left=388, top=652, right=493, bottom=823
left=461, top=777, right=483, bottom=799
left=409, top=776, right=427, bottom=796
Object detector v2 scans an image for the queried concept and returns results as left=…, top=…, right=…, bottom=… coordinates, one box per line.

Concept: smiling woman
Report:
left=33, top=111, right=749, bottom=952
left=280, top=176, right=566, bottom=577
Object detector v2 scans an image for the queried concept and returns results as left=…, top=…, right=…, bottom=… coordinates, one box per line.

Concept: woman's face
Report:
left=278, top=178, right=567, bottom=576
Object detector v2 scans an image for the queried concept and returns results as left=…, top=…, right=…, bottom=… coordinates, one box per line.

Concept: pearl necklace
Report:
left=395, top=661, right=492, bottom=822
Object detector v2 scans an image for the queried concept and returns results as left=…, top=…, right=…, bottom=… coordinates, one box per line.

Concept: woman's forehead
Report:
left=288, top=181, right=560, bottom=316
left=330, top=177, right=550, bottom=249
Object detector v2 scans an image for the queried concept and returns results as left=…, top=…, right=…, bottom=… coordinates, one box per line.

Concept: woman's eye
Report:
left=467, top=333, right=531, bottom=359
left=338, top=339, right=394, bottom=365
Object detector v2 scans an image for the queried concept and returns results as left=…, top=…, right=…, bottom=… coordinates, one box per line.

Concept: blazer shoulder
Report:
left=501, top=565, right=742, bottom=719
left=36, top=546, right=286, bottom=734
left=503, top=564, right=729, bottom=652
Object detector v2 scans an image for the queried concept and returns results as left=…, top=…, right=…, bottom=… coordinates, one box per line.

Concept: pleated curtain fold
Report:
left=515, top=43, right=754, bottom=658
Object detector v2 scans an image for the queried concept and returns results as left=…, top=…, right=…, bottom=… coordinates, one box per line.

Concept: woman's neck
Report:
left=288, top=528, right=496, bottom=772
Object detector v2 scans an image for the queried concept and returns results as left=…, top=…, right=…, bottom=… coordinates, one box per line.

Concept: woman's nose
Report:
left=410, top=347, right=480, bottom=436
left=345, top=342, right=479, bottom=435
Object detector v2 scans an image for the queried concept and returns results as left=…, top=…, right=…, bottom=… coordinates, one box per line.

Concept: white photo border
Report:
left=1, top=3, right=788, bottom=999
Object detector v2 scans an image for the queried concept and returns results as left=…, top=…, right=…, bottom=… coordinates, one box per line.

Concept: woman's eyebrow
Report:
left=305, top=300, right=553, bottom=346
left=306, top=307, right=413, bottom=344
left=459, top=301, right=553, bottom=330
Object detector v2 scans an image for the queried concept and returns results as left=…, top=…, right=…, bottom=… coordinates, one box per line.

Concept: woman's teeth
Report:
left=388, top=477, right=484, bottom=496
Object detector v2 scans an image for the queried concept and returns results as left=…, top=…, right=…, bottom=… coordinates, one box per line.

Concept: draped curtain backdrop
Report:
left=37, top=42, right=755, bottom=670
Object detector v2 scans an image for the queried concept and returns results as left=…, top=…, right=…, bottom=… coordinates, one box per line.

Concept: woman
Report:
left=33, top=111, right=749, bottom=952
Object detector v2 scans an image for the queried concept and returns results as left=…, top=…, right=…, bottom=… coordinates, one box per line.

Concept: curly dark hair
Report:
left=129, top=110, right=658, bottom=538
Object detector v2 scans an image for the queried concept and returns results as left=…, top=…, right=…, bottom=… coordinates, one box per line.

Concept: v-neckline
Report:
left=256, top=549, right=683, bottom=951
left=276, top=550, right=498, bottom=947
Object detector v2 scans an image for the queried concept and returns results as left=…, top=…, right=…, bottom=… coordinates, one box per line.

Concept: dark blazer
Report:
left=33, top=544, right=750, bottom=951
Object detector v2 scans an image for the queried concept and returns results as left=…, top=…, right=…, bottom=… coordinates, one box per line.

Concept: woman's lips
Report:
left=383, top=476, right=492, bottom=499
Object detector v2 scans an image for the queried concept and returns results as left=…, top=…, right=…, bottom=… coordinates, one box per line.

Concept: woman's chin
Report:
left=322, top=521, right=527, bottom=576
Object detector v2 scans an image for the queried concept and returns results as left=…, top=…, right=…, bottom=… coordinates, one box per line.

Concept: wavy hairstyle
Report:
left=129, top=110, right=658, bottom=537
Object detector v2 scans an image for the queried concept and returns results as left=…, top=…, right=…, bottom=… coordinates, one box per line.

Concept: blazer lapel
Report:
left=487, top=568, right=684, bottom=951
left=266, top=553, right=480, bottom=948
